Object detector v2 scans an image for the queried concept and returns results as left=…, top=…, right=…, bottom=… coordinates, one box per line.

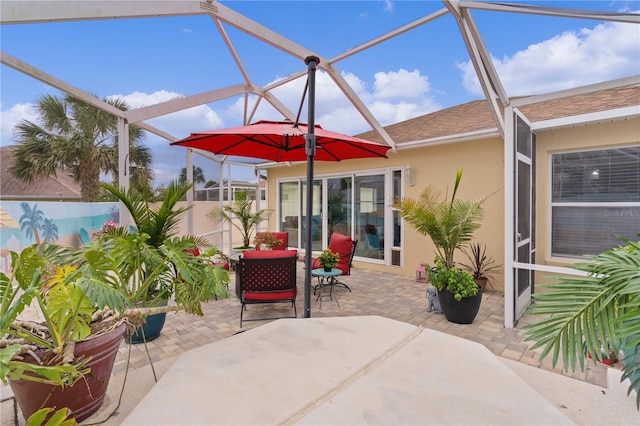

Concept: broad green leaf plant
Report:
left=1, top=235, right=230, bottom=386
left=523, top=237, right=640, bottom=408
left=1, top=244, right=120, bottom=386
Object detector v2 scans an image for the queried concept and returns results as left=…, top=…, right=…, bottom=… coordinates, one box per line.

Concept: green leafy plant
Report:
left=1, top=235, right=230, bottom=387
left=207, top=190, right=271, bottom=249
left=0, top=243, right=125, bottom=386
left=523, top=236, right=640, bottom=408
left=395, top=169, right=493, bottom=269
left=253, top=232, right=283, bottom=249
left=317, top=249, right=340, bottom=269
left=428, top=256, right=477, bottom=301
left=26, top=407, right=77, bottom=426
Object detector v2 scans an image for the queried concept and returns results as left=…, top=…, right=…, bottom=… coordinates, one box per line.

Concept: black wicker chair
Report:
left=236, top=250, right=298, bottom=327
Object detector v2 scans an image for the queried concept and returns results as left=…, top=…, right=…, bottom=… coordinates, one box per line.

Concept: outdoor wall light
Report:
left=405, top=165, right=415, bottom=187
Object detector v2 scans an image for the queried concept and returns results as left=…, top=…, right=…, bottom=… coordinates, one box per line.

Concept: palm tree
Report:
left=396, top=169, right=493, bottom=269
left=10, top=94, right=152, bottom=201
left=101, top=179, right=193, bottom=249
left=208, top=190, right=270, bottom=248
left=179, top=166, right=205, bottom=186
left=18, top=202, right=44, bottom=244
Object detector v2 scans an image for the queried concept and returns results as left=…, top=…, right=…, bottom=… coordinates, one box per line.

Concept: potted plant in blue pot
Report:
left=101, top=179, right=230, bottom=343
left=318, top=249, right=341, bottom=272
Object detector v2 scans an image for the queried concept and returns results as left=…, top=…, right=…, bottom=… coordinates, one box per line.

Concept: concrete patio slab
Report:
left=122, top=316, right=573, bottom=425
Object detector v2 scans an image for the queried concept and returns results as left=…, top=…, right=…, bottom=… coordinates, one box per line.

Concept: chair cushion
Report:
left=242, top=249, right=298, bottom=259
left=311, top=233, right=354, bottom=274
left=243, top=288, right=297, bottom=301
left=328, top=232, right=353, bottom=255
left=329, top=233, right=354, bottom=274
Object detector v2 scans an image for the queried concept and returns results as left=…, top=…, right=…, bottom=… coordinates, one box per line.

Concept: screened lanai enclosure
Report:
left=1, top=1, right=638, bottom=326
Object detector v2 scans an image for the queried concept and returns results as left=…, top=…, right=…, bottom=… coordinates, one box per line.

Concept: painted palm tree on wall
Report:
left=10, top=94, right=153, bottom=201
left=41, top=218, right=59, bottom=243
left=18, top=202, right=44, bottom=244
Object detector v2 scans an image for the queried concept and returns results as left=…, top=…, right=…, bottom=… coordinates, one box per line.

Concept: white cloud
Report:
left=459, top=19, right=640, bottom=96
left=223, top=68, right=439, bottom=136
left=110, top=90, right=225, bottom=140
left=383, top=1, right=394, bottom=13
left=0, top=102, right=38, bottom=146
left=373, top=69, right=430, bottom=100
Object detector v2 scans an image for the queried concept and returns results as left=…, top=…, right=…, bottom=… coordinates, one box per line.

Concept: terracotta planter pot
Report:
left=437, top=286, right=483, bottom=324
left=473, top=277, right=488, bottom=291
left=10, top=321, right=125, bottom=423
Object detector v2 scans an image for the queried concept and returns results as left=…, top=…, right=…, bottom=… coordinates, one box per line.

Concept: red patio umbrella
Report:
left=171, top=57, right=391, bottom=319
left=171, top=120, right=390, bottom=162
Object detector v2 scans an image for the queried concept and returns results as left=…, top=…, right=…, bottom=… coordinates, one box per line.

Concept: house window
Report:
left=551, top=146, right=640, bottom=258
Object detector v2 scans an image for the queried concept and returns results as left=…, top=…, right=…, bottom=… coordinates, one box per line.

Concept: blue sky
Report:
left=1, top=1, right=638, bottom=187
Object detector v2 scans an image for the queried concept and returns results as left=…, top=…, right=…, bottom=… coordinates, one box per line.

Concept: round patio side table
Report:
left=311, top=268, right=343, bottom=308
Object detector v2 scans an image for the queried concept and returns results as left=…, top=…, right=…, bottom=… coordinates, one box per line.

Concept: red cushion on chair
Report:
left=243, top=288, right=297, bottom=301
left=311, top=233, right=354, bottom=274
left=329, top=233, right=354, bottom=274
left=242, top=249, right=298, bottom=259
left=328, top=233, right=352, bottom=255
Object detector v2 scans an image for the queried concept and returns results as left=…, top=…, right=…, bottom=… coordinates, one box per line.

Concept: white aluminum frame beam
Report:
left=444, top=0, right=505, bottom=136
left=464, top=1, right=640, bottom=24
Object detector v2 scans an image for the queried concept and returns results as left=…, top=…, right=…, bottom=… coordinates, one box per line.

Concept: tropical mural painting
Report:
left=0, top=201, right=118, bottom=274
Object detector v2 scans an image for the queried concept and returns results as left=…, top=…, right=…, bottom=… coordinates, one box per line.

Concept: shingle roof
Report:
left=0, top=146, right=82, bottom=200
left=357, top=85, right=639, bottom=144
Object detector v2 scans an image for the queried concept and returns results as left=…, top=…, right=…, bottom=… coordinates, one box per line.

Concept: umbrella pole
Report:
left=303, top=55, right=320, bottom=319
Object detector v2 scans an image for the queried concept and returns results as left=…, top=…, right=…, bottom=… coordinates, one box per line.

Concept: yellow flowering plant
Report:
left=317, top=249, right=340, bottom=269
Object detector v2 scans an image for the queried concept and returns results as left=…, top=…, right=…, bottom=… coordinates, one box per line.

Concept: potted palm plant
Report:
left=100, top=179, right=229, bottom=342
left=395, top=169, right=494, bottom=324
left=207, top=190, right=271, bottom=250
left=523, top=236, right=640, bottom=409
